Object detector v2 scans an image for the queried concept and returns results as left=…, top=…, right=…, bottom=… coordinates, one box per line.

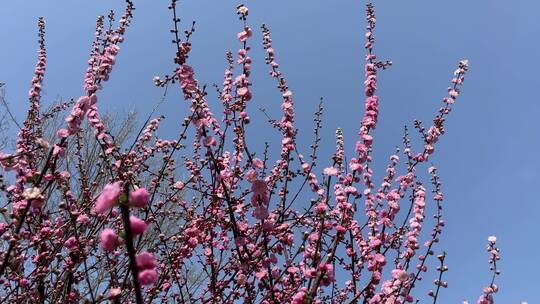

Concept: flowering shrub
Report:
left=0, top=1, right=501, bottom=303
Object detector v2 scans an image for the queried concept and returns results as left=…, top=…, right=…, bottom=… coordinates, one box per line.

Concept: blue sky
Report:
left=0, top=1, right=538, bottom=302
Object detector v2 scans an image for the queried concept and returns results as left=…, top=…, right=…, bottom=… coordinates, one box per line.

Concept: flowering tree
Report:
left=0, top=1, right=501, bottom=303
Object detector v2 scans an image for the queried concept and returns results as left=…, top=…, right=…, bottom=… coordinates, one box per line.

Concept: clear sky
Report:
left=0, top=1, right=538, bottom=302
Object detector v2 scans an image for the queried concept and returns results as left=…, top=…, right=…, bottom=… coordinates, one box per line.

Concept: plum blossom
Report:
left=94, top=182, right=122, bottom=214
left=136, top=252, right=157, bottom=270
left=138, top=269, right=158, bottom=285
left=323, top=167, right=338, bottom=176
left=108, top=288, right=122, bottom=299
left=100, top=228, right=118, bottom=252
left=129, top=216, right=148, bottom=235
left=64, top=236, right=79, bottom=251
left=130, top=187, right=149, bottom=208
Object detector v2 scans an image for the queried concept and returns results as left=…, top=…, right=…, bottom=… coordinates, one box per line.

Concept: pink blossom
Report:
left=100, top=228, right=118, bottom=252
left=252, top=158, right=264, bottom=169
left=56, top=128, right=69, bottom=138
left=323, top=167, right=339, bottom=176
left=174, top=181, right=185, bottom=190
left=53, top=145, right=65, bottom=157
left=176, top=65, right=198, bottom=98
left=315, top=202, right=327, bottom=214
left=0, top=222, right=7, bottom=234
left=477, top=294, right=494, bottom=304
left=129, top=216, right=147, bottom=235
left=64, top=236, right=78, bottom=250
left=335, top=225, right=347, bottom=234
left=130, top=188, right=149, bottom=208
left=76, top=214, right=90, bottom=225
left=136, top=251, right=157, bottom=270
left=95, top=182, right=122, bottom=214
left=203, top=136, right=217, bottom=147
left=253, top=206, right=269, bottom=220
left=251, top=179, right=267, bottom=195
left=246, top=169, right=257, bottom=182
left=138, top=268, right=158, bottom=285
left=255, top=269, right=267, bottom=279
left=251, top=179, right=269, bottom=205
left=392, top=269, right=409, bottom=282
left=107, top=288, right=122, bottom=299
left=237, top=27, right=252, bottom=42
left=292, top=290, right=307, bottom=304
